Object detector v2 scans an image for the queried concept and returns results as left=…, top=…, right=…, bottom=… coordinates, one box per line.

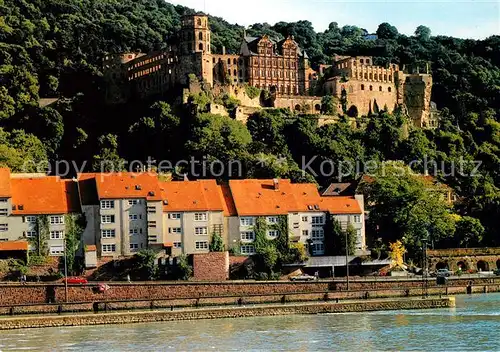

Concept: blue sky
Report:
left=167, top=0, right=500, bottom=39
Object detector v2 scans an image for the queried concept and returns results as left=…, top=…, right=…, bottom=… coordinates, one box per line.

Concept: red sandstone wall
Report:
left=192, top=252, right=229, bottom=281
left=0, top=277, right=498, bottom=306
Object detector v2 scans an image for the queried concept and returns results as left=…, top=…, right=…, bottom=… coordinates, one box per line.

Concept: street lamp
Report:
left=63, top=237, right=68, bottom=303
left=421, top=237, right=428, bottom=298
left=345, top=229, right=349, bottom=291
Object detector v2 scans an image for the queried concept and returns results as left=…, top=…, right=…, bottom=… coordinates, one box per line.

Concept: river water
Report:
left=0, top=293, right=499, bottom=351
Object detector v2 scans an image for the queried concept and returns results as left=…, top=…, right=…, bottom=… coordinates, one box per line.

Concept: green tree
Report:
left=135, top=248, right=158, bottom=280
left=321, top=95, right=337, bottom=115
left=455, top=216, right=485, bottom=248
left=92, top=134, right=126, bottom=172
left=415, top=25, right=431, bottom=41
left=376, top=22, right=399, bottom=40
left=209, top=232, right=225, bottom=252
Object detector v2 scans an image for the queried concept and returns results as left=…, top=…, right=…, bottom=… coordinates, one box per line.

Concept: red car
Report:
left=63, top=277, right=88, bottom=284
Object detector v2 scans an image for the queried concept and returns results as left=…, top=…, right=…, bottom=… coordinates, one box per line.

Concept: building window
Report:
left=25, top=231, right=37, bottom=238
left=173, top=242, right=182, bottom=249
left=147, top=206, right=156, bottom=213
left=361, top=84, right=365, bottom=90
left=311, top=243, right=324, bottom=255
left=194, top=213, right=208, bottom=221
left=0, top=199, right=7, bottom=203
left=366, top=59, right=370, bottom=65
left=311, top=216, right=324, bottom=225
left=369, top=85, right=373, bottom=91
left=50, top=246, right=64, bottom=255
left=267, top=216, right=278, bottom=224
left=240, top=231, right=255, bottom=242
left=169, top=227, right=182, bottom=234
left=100, top=200, right=114, bottom=209
left=302, top=230, right=309, bottom=237
left=129, top=228, right=141, bottom=235
left=195, top=241, right=209, bottom=250
left=388, top=87, right=392, bottom=92
left=129, top=199, right=140, bottom=206
left=240, top=217, right=254, bottom=226
left=129, top=214, right=140, bottom=221
left=379, top=86, right=382, bottom=91
left=353, top=215, right=361, bottom=223
left=130, top=243, right=139, bottom=251
left=301, top=216, right=308, bottom=222
left=168, top=213, right=181, bottom=219
left=148, top=221, right=157, bottom=228
left=267, top=230, right=279, bottom=239
left=101, top=229, right=116, bottom=238
left=1, top=223, right=10, bottom=231
left=199, top=32, right=203, bottom=40
left=312, top=229, right=324, bottom=240
left=102, top=244, right=116, bottom=253
left=240, top=245, right=256, bottom=255
left=388, top=75, right=392, bottom=82
left=195, top=227, right=208, bottom=235
left=0, top=208, right=7, bottom=216
left=50, top=216, right=64, bottom=225
left=50, top=230, right=64, bottom=239
left=199, top=43, right=203, bottom=51
left=101, top=215, right=115, bottom=224
left=25, top=216, right=37, bottom=223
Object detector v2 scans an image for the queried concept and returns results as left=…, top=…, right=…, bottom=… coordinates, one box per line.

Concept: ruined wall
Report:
left=324, top=77, right=397, bottom=116
left=192, top=252, right=230, bottom=281
left=273, top=95, right=323, bottom=114
left=403, top=74, right=432, bottom=127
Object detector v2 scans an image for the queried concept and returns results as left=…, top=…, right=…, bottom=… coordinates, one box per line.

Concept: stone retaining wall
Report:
left=0, top=297, right=455, bottom=330
left=0, top=278, right=498, bottom=306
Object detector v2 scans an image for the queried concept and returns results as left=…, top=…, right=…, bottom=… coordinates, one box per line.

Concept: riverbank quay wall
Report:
left=0, top=297, right=454, bottom=330
left=0, top=277, right=497, bottom=306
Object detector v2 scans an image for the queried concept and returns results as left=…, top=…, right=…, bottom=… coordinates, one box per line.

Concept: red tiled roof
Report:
left=229, top=179, right=362, bottom=216
left=78, top=172, right=162, bottom=201
left=160, top=180, right=225, bottom=212
left=0, top=168, right=12, bottom=198
left=0, top=241, right=28, bottom=251
left=219, top=184, right=237, bottom=216
left=11, top=177, right=81, bottom=215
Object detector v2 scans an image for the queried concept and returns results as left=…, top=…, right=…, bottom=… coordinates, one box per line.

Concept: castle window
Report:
left=213, top=58, right=215, bottom=63
left=291, top=61, right=295, bottom=68
left=199, top=32, right=203, bottom=40
left=384, top=74, right=387, bottom=81
left=233, top=58, right=237, bottom=65
left=260, top=59, right=264, bottom=66
left=228, top=58, right=231, bottom=65
left=228, top=69, right=231, bottom=76
left=285, top=71, right=289, bottom=78
left=361, top=84, right=364, bottom=90
left=369, top=73, right=373, bottom=79
left=369, top=85, right=373, bottom=91
left=379, top=86, right=382, bottom=91
left=197, top=18, right=202, bottom=26
left=366, top=59, right=370, bottom=65
left=360, top=59, right=364, bottom=64
left=388, top=87, right=392, bottom=92
left=199, top=43, right=203, bottom=51
left=388, top=75, right=392, bottom=82
left=364, top=73, right=368, bottom=79
left=234, top=69, right=237, bottom=76
left=273, top=59, right=277, bottom=66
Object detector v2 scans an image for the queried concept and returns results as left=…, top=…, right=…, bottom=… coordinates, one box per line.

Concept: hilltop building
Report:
left=323, top=55, right=435, bottom=127
left=103, top=12, right=316, bottom=104
left=102, top=13, right=435, bottom=128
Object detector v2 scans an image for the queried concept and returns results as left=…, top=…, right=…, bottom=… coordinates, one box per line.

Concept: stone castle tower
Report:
left=179, top=13, right=211, bottom=55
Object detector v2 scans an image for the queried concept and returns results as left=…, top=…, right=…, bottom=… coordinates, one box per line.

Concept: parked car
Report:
left=290, top=274, right=316, bottom=281
left=436, top=269, right=453, bottom=277
left=63, top=277, right=88, bottom=284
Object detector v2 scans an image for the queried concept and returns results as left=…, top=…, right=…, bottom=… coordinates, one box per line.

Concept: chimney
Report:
left=273, top=178, right=279, bottom=190
left=222, top=46, right=226, bottom=55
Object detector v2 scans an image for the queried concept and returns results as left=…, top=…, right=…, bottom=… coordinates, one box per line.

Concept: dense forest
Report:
left=1, top=0, right=499, bottom=255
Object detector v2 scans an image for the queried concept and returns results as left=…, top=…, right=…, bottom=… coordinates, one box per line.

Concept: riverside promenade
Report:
left=0, top=297, right=455, bottom=330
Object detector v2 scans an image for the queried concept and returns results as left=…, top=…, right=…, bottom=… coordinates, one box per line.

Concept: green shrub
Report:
left=245, top=84, right=260, bottom=99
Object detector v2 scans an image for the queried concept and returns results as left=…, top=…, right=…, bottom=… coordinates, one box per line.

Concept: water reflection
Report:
left=0, top=294, right=499, bottom=351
